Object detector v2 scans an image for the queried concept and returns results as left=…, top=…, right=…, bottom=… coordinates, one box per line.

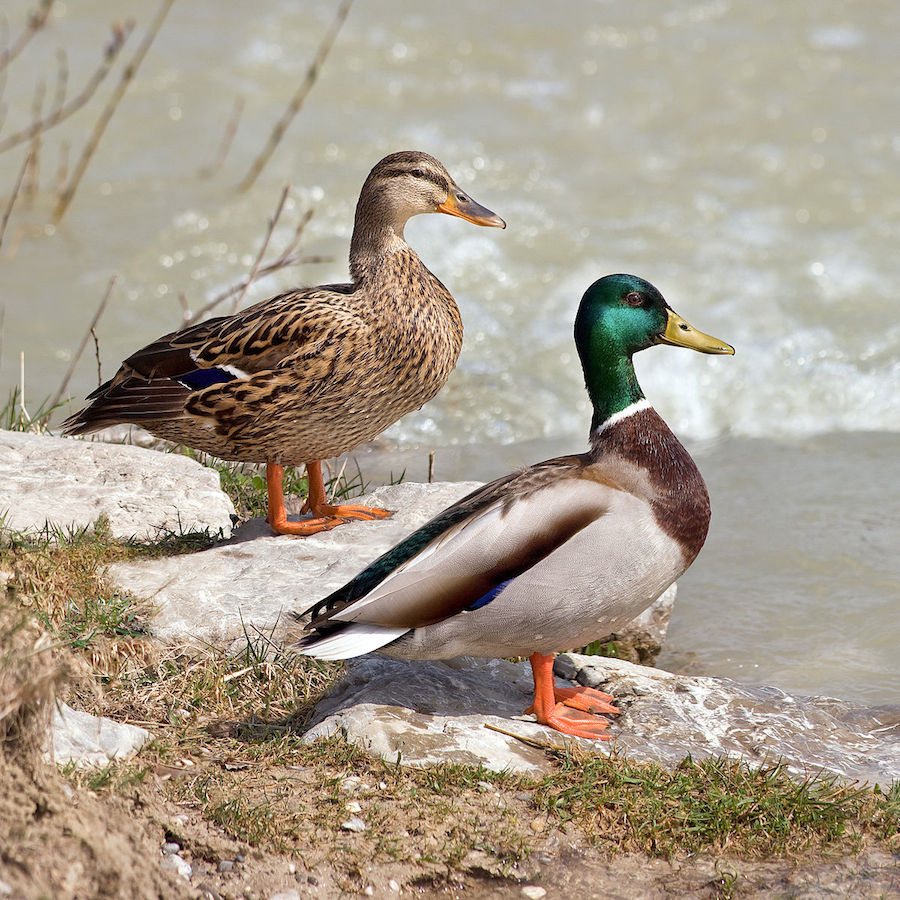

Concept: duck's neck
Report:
left=584, top=352, right=645, bottom=434
left=349, top=196, right=412, bottom=282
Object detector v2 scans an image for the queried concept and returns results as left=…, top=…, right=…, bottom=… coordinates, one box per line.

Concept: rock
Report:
left=304, top=656, right=559, bottom=773
left=217, top=860, right=233, bottom=873
left=521, top=888, right=547, bottom=900
left=340, top=817, right=366, bottom=833
left=48, top=702, right=153, bottom=768
left=161, top=842, right=180, bottom=855
left=269, top=892, right=301, bottom=900
left=0, top=430, right=234, bottom=540
left=302, top=655, right=900, bottom=785
left=160, top=853, right=192, bottom=881
left=108, top=482, right=481, bottom=646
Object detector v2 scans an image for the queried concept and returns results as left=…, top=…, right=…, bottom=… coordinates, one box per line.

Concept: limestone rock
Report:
left=303, top=654, right=900, bottom=784
left=108, top=482, right=482, bottom=646
left=0, top=430, right=234, bottom=540
left=48, top=702, right=153, bottom=768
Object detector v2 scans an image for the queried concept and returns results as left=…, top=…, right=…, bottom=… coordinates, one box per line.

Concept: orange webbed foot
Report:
left=554, top=685, right=620, bottom=716
left=528, top=651, right=619, bottom=741
left=301, top=500, right=392, bottom=521
left=539, top=707, right=615, bottom=740
left=266, top=514, right=349, bottom=536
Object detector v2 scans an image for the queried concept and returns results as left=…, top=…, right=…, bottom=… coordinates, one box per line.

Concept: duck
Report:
left=293, top=274, right=734, bottom=738
left=62, top=151, right=505, bottom=536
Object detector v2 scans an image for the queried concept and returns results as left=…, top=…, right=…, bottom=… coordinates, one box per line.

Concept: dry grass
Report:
left=2, top=511, right=898, bottom=896
left=0, top=601, right=65, bottom=760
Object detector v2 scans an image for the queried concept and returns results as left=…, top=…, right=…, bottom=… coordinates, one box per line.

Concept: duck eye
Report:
left=624, top=291, right=645, bottom=307
left=410, top=168, right=425, bottom=179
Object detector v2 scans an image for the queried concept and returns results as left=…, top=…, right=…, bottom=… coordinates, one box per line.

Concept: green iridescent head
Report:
left=574, top=274, right=734, bottom=428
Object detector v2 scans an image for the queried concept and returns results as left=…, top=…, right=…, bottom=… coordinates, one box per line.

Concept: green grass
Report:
left=0, top=386, right=64, bottom=432
left=2, top=445, right=896, bottom=886
left=531, top=749, right=898, bottom=857
left=0, top=515, right=217, bottom=672
left=180, top=450, right=374, bottom=520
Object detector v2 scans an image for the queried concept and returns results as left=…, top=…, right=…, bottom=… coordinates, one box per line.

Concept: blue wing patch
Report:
left=176, top=368, right=240, bottom=390
left=465, top=578, right=513, bottom=611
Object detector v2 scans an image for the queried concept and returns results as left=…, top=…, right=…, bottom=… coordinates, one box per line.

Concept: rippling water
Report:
left=1, top=0, right=897, bottom=703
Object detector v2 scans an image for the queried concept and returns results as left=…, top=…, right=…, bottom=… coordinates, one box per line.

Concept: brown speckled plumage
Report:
left=62, top=152, right=504, bottom=470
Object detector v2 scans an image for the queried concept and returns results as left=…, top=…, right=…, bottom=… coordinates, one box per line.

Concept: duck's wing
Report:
left=295, top=456, right=623, bottom=658
left=62, top=286, right=360, bottom=434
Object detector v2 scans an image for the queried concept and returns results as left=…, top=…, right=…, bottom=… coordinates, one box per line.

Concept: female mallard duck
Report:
left=62, top=151, right=505, bottom=536
left=294, top=274, right=734, bottom=738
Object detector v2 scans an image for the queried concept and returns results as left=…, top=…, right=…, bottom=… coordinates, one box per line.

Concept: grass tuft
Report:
left=532, top=747, right=895, bottom=858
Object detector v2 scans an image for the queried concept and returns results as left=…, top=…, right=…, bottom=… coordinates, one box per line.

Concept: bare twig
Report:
left=230, top=184, right=290, bottom=315
left=186, top=203, right=323, bottom=325
left=23, top=78, right=45, bottom=206
left=0, top=0, right=55, bottom=73
left=48, top=274, right=116, bottom=410
left=327, top=458, right=348, bottom=503
left=53, top=140, right=68, bottom=194
left=0, top=147, right=32, bottom=252
left=0, top=22, right=133, bottom=155
left=52, top=48, right=68, bottom=116
left=428, top=450, right=435, bottom=484
left=53, top=0, right=174, bottom=223
left=198, top=94, right=244, bottom=177
left=237, top=0, right=353, bottom=193
left=19, top=351, right=29, bottom=423
left=91, top=325, right=102, bottom=386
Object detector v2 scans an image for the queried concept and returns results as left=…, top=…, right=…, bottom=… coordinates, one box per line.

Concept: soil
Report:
left=1, top=749, right=898, bottom=900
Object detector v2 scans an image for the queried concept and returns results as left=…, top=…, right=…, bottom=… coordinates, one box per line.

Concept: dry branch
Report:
left=0, top=23, right=132, bottom=156
left=229, top=184, right=290, bottom=315
left=0, top=148, right=32, bottom=252
left=48, top=274, right=116, bottom=412
left=237, top=0, right=353, bottom=193
left=53, top=0, right=174, bottom=223
left=0, top=0, right=55, bottom=73
left=198, top=94, right=244, bottom=177
left=185, top=202, right=326, bottom=325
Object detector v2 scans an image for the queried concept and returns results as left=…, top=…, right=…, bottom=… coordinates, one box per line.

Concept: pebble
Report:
left=476, top=780, right=493, bottom=792
left=268, top=891, right=301, bottom=900
left=345, top=800, right=362, bottom=813
left=161, top=842, right=181, bottom=855
left=217, top=860, right=234, bottom=873
left=388, top=880, right=400, bottom=892
left=235, top=853, right=245, bottom=863
left=160, top=853, right=192, bottom=881
left=340, top=817, right=366, bottom=833
left=521, top=888, right=546, bottom=900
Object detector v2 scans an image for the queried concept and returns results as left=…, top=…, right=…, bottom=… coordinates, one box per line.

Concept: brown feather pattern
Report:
left=61, top=152, right=493, bottom=466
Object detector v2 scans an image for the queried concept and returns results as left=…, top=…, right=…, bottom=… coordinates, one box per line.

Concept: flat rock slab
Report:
left=109, top=482, right=482, bottom=645
left=48, top=702, right=153, bottom=768
left=304, top=654, right=900, bottom=784
left=0, top=431, right=235, bottom=540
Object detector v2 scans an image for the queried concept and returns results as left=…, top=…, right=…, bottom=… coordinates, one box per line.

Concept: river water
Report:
left=1, top=0, right=897, bottom=705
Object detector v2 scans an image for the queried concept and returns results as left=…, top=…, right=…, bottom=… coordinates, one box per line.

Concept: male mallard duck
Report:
left=294, top=274, right=734, bottom=738
left=62, top=151, right=505, bottom=536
